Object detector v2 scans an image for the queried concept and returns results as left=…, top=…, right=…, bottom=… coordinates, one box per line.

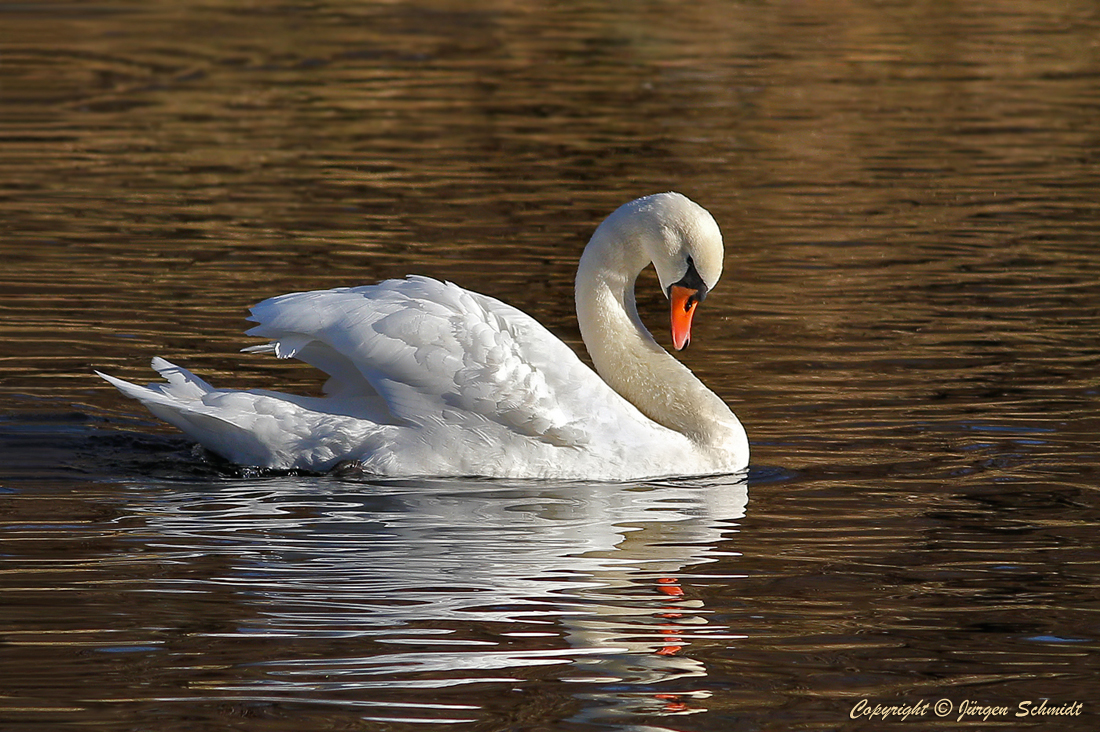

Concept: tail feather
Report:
left=96, top=359, right=280, bottom=465
left=96, top=358, right=378, bottom=471
left=96, top=358, right=211, bottom=406
left=150, top=356, right=215, bottom=398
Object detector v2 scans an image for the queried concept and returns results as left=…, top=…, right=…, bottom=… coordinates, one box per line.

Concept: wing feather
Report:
left=244, top=276, right=630, bottom=448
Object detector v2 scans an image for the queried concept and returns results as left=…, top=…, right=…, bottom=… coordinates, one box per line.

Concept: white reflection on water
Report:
left=125, top=473, right=748, bottom=726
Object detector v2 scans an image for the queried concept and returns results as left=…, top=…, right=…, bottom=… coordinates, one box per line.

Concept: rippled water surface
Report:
left=3, top=1, right=1100, bottom=730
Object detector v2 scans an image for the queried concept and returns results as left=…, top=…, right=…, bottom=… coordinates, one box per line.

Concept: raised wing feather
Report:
left=244, top=276, right=632, bottom=448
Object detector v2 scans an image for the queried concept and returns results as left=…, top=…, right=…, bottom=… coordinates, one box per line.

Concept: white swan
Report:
left=98, top=192, right=749, bottom=480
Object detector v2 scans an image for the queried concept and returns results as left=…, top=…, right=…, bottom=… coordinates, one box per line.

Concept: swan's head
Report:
left=597, top=192, right=724, bottom=351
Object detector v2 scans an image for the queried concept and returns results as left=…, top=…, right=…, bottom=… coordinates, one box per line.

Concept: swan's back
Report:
left=247, top=277, right=602, bottom=443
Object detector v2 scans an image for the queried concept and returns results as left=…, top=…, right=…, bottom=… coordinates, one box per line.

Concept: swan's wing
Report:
left=244, top=276, right=640, bottom=448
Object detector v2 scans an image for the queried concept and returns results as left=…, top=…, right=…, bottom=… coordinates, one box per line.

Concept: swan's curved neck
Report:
left=574, top=229, right=738, bottom=447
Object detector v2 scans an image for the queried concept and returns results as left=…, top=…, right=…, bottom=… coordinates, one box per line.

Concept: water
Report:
left=3, top=0, right=1100, bottom=729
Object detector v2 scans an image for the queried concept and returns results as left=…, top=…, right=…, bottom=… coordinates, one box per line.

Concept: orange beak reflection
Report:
left=669, top=285, right=700, bottom=351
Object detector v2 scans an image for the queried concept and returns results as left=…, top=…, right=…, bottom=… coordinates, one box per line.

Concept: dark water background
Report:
left=3, top=1, right=1100, bottom=730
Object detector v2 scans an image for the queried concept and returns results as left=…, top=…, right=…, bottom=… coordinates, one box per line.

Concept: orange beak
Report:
left=669, top=285, right=700, bottom=351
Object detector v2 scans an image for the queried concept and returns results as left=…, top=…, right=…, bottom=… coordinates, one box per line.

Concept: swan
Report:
left=98, top=192, right=749, bottom=480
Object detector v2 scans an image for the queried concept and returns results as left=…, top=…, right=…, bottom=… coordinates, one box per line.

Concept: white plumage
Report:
left=99, top=193, right=749, bottom=479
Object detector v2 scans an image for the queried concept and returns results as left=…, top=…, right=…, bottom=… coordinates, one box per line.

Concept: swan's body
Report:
left=99, top=193, right=748, bottom=479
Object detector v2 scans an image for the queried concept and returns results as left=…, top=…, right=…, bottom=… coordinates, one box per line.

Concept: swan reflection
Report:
left=128, top=473, right=748, bottom=727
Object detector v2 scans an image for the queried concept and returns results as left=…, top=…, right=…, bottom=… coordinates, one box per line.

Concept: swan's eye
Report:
left=668, top=256, right=709, bottom=303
